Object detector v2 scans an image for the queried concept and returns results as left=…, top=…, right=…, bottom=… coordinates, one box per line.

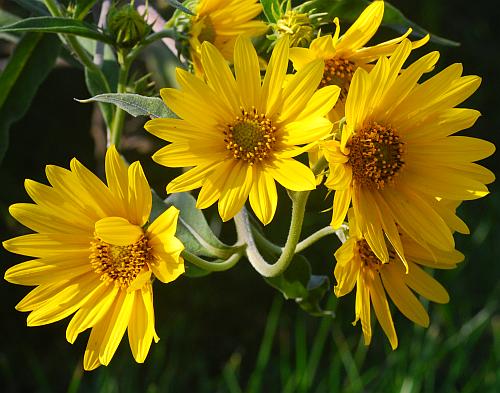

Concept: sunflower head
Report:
left=324, top=38, right=495, bottom=268
left=3, top=146, right=185, bottom=370
left=334, top=209, right=460, bottom=349
left=145, top=35, right=340, bottom=224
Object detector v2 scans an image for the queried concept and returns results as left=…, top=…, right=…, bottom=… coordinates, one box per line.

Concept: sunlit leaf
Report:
left=76, top=93, right=175, bottom=119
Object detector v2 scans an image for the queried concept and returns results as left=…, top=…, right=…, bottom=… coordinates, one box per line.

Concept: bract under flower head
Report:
left=3, top=146, right=185, bottom=370
left=145, top=35, right=341, bottom=225
left=323, top=39, right=495, bottom=264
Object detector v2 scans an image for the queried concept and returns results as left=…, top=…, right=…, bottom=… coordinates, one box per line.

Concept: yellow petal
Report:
left=402, top=261, right=450, bottom=304
left=265, top=158, right=316, bottom=191
left=261, top=35, right=289, bottom=116
left=249, top=165, right=278, bottom=225
left=147, top=206, right=180, bottom=241
left=27, top=273, right=99, bottom=327
left=196, top=160, right=234, bottom=209
left=218, top=161, right=253, bottom=222
left=99, top=290, right=134, bottom=366
left=95, top=217, right=143, bottom=246
left=282, top=117, right=333, bottom=145
left=381, top=264, right=429, bottom=327
left=280, top=59, right=324, bottom=121
left=331, top=187, right=352, bottom=229
left=336, top=1, right=384, bottom=54
left=166, top=161, right=221, bottom=194
left=66, top=285, right=119, bottom=344
left=4, top=255, right=90, bottom=286
left=127, top=162, right=152, bottom=226
left=368, top=272, right=398, bottom=350
left=234, top=35, right=261, bottom=109
left=201, top=41, right=240, bottom=114
left=296, top=85, right=341, bottom=121
left=128, top=288, right=154, bottom=363
left=105, top=145, right=128, bottom=214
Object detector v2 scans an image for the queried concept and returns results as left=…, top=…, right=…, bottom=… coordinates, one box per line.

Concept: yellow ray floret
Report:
left=290, top=0, right=429, bottom=119
left=323, top=39, right=495, bottom=263
left=3, top=146, right=185, bottom=371
left=145, top=35, right=341, bottom=225
left=189, top=0, right=268, bottom=74
left=334, top=209, right=463, bottom=349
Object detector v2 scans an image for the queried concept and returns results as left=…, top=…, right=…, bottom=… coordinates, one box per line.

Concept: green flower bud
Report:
left=107, top=5, right=151, bottom=49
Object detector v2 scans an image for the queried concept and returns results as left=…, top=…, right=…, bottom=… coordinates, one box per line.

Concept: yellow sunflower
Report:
left=323, top=39, right=495, bottom=264
left=145, top=36, right=340, bottom=225
left=289, top=0, right=429, bottom=120
left=334, top=209, right=463, bottom=349
left=3, top=146, right=184, bottom=371
left=189, top=0, right=268, bottom=74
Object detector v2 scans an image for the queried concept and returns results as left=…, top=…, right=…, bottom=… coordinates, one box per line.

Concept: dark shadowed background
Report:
left=0, top=0, right=498, bottom=392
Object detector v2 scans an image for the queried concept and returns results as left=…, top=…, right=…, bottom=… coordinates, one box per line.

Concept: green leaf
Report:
left=76, top=93, right=176, bottom=119
left=0, top=9, right=21, bottom=42
left=266, top=255, right=333, bottom=317
left=260, top=0, right=281, bottom=23
left=266, top=255, right=311, bottom=299
left=167, top=0, right=195, bottom=15
left=74, top=0, right=100, bottom=20
left=163, top=192, right=235, bottom=259
left=305, top=0, right=459, bottom=47
left=0, top=33, right=61, bottom=164
left=298, top=275, right=334, bottom=317
left=0, top=17, right=113, bottom=44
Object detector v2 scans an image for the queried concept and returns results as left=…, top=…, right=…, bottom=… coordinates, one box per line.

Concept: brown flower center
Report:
left=320, top=57, right=356, bottom=100
left=348, top=122, right=405, bottom=189
left=90, top=234, right=151, bottom=288
left=224, top=107, right=277, bottom=164
left=357, top=239, right=397, bottom=271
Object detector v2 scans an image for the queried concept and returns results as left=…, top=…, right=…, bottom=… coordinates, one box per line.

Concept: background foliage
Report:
left=0, top=0, right=498, bottom=392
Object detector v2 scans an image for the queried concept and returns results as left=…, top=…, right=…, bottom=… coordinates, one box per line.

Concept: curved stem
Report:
left=294, top=226, right=335, bottom=253
left=234, top=190, right=310, bottom=277
left=234, top=156, right=328, bottom=277
left=182, top=249, right=244, bottom=272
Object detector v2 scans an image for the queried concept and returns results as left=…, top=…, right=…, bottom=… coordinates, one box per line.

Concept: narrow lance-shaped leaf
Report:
left=0, top=33, right=61, bottom=164
left=0, top=17, right=113, bottom=44
left=167, top=0, right=195, bottom=15
left=77, top=93, right=176, bottom=119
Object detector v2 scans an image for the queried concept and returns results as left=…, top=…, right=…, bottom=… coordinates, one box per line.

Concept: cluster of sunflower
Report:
left=3, top=0, right=495, bottom=371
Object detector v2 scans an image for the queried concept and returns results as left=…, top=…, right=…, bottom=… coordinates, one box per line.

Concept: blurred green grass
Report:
left=1, top=0, right=499, bottom=392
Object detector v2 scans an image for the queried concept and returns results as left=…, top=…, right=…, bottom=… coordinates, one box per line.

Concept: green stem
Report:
left=234, top=156, right=328, bottom=277
left=182, top=249, right=244, bottom=272
left=43, top=0, right=111, bottom=93
left=110, top=54, right=132, bottom=147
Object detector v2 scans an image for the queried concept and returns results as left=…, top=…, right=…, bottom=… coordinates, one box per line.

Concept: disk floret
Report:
left=224, top=107, right=277, bottom=164
left=320, top=57, right=356, bottom=99
left=349, top=122, right=405, bottom=189
left=90, top=234, right=152, bottom=288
